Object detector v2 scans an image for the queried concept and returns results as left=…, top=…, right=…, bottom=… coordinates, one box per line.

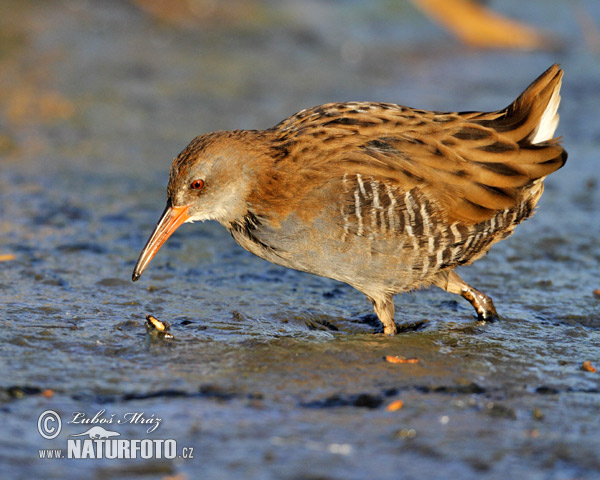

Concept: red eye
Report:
left=191, top=179, right=205, bottom=190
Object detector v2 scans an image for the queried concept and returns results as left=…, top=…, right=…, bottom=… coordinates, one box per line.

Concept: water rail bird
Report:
left=133, top=65, right=567, bottom=334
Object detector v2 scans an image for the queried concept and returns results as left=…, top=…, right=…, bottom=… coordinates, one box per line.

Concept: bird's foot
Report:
left=383, top=322, right=398, bottom=335
left=464, top=287, right=499, bottom=323
left=476, top=307, right=499, bottom=323
left=434, top=271, right=499, bottom=324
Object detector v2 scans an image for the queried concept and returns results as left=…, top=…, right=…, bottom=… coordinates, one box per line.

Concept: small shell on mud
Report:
left=386, top=400, right=404, bottom=412
left=145, top=314, right=174, bottom=339
left=41, top=389, right=54, bottom=398
left=581, top=360, right=596, bottom=373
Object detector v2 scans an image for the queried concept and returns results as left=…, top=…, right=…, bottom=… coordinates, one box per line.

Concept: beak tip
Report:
left=131, top=203, right=190, bottom=285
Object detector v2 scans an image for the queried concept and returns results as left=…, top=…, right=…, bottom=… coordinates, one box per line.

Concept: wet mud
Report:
left=1, top=1, right=599, bottom=479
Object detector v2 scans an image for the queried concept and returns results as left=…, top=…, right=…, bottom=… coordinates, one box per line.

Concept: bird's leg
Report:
left=368, top=294, right=397, bottom=335
left=434, top=271, right=499, bottom=322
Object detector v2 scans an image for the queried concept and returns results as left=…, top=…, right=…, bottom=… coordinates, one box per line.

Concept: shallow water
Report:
left=1, top=1, right=599, bottom=479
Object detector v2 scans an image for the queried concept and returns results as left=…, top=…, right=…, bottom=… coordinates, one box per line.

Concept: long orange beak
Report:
left=132, top=203, right=190, bottom=282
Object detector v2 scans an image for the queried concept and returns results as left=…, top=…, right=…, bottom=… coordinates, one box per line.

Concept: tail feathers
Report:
left=512, top=65, right=567, bottom=176
left=473, top=64, right=564, bottom=146
left=507, top=63, right=564, bottom=145
left=470, top=64, right=567, bottom=180
left=447, top=65, right=567, bottom=224
left=524, top=65, right=562, bottom=144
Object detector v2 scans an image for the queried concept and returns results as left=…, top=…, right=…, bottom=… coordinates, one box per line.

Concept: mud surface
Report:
left=1, top=1, right=599, bottom=479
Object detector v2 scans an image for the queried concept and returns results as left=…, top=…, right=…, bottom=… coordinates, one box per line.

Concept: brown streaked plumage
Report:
left=133, top=65, right=567, bottom=335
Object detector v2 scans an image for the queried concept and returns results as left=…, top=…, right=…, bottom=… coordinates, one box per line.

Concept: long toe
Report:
left=477, top=307, right=499, bottom=323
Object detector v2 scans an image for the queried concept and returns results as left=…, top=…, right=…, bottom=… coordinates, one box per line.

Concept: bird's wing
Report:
left=335, top=115, right=565, bottom=224
left=282, top=65, right=566, bottom=225
left=261, top=65, right=565, bottom=231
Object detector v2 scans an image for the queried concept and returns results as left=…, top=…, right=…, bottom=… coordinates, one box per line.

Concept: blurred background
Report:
left=1, top=1, right=599, bottom=479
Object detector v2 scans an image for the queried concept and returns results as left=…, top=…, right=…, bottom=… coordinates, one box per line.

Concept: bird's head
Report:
left=132, top=131, right=262, bottom=281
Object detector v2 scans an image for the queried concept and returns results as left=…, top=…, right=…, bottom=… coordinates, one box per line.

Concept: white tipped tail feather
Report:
left=530, top=72, right=562, bottom=144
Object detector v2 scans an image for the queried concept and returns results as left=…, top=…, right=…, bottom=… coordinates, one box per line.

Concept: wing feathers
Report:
left=266, top=66, right=567, bottom=224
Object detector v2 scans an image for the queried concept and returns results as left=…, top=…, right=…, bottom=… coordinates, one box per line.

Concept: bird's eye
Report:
left=190, top=179, right=205, bottom=190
